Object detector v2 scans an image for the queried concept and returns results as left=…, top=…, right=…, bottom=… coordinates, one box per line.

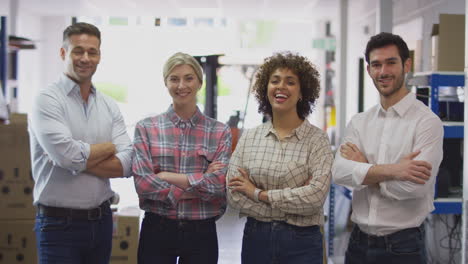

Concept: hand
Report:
left=205, top=161, right=225, bottom=174
left=340, top=142, right=368, bottom=163
left=228, top=168, right=257, bottom=200
left=391, top=151, right=432, bottom=184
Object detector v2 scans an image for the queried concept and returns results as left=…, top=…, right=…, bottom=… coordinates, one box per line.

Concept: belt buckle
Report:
left=88, top=207, right=102, bottom=220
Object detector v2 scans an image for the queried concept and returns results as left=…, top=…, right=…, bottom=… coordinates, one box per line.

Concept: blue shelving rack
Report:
left=411, top=72, right=465, bottom=214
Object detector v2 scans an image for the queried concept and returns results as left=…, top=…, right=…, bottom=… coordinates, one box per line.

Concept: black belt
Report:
left=352, top=225, right=424, bottom=247
left=145, top=212, right=216, bottom=228
left=37, top=200, right=111, bottom=220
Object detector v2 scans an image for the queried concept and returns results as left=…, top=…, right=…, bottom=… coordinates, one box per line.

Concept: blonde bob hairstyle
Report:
left=163, top=52, right=204, bottom=85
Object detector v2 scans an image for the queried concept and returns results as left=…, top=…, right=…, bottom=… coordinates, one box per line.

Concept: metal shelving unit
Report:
left=410, top=71, right=465, bottom=214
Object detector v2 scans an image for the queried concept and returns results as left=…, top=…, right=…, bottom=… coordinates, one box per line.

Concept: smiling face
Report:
left=60, top=33, right=100, bottom=84
left=367, top=44, right=410, bottom=99
left=166, top=64, right=201, bottom=108
left=267, top=67, right=301, bottom=118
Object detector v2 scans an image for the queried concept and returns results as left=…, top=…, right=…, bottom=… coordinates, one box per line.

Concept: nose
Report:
left=379, top=64, right=390, bottom=75
left=178, top=79, right=186, bottom=89
left=275, top=80, right=286, bottom=90
left=80, top=52, right=90, bottom=62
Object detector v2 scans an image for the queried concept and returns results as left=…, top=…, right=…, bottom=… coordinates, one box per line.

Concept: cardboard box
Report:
left=0, top=220, right=37, bottom=263
left=110, top=215, right=139, bottom=264
left=431, top=14, right=465, bottom=72
left=0, top=114, right=35, bottom=220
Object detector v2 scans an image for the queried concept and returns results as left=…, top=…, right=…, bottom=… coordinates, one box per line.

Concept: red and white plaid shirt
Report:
left=132, top=106, right=232, bottom=220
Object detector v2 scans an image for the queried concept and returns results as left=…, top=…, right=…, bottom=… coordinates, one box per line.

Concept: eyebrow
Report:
left=270, top=75, right=298, bottom=80
left=370, top=57, right=399, bottom=64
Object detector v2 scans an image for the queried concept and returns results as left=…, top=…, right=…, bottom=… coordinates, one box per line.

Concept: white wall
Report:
left=16, top=15, right=68, bottom=113
left=0, top=1, right=10, bottom=16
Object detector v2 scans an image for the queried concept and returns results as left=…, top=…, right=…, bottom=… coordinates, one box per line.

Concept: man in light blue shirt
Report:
left=29, top=22, right=133, bottom=264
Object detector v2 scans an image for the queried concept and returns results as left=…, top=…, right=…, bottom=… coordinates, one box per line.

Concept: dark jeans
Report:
left=34, top=204, right=113, bottom=264
left=345, top=225, right=426, bottom=264
left=241, top=217, right=323, bottom=264
left=138, top=212, right=218, bottom=264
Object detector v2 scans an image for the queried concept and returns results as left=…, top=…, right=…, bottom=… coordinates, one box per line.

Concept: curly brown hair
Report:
left=253, top=52, right=321, bottom=120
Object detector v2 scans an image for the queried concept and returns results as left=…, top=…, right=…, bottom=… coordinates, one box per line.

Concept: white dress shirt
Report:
left=332, top=92, right=443, bottom=236
left=29, top=74, right=133, bottom=209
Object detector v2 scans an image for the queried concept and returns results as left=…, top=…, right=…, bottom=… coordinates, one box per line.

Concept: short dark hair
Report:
left=63, top=22, right=101, bottom=48
left=365, top=32, right=409, bottom=64
left=253, top=52, right=320, bottom=120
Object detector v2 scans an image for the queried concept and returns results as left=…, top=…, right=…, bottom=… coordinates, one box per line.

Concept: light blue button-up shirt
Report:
left=29, top=74, right=133, bottom=209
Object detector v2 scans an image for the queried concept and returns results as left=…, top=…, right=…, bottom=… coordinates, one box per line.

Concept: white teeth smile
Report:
left=275, top=94, right=288, bottom=99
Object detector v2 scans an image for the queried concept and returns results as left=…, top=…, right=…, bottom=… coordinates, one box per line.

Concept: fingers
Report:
left=227, top=176, right=245, bottom=193
left=403, top=150, right=421, bottom=160
left=205, top=161, right=226, bottom=173
left=238, top=168, right=249, bottom=178
left=346, top=142, right=360, bottom=153
left=400, top=160, right=432, bottom=184
left=411, top=160, right=432, bottom=171
left=406, top=176, right=427, bottom=185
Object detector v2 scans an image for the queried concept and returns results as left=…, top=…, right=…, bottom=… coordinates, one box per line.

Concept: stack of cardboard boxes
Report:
left=0, top=113, right=37, bottom=263
left=0, top=114, right=140, bottom=263
left=110, top=213, right=140, bottom=264
left=431, top=14, right=465, bottom=72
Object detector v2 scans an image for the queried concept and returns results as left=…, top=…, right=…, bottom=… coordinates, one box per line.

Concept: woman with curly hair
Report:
left=227, top=52, right=333, bottom=264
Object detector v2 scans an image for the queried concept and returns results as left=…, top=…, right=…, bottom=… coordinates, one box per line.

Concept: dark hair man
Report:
left=332, top=32, right=443, bottom=264
left=29, top=22, right=133, bottom=263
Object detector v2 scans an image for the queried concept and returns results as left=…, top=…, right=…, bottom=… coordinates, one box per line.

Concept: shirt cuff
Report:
left=71, top=141, right=90, bottom=175
left=267, top=190, right=283, bottom=209
left=352, top=163, right=373, bottom=187
left=167, top=185, right=185, bottom=206
left=187, top=172, right=204, bottom=188
left=115, top=151, right=132, bottom=177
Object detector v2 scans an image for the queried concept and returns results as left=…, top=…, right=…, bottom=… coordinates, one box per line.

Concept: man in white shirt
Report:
left=332, top=32, right=443, bottom=264
left=29, top=22, right=133, bottom=263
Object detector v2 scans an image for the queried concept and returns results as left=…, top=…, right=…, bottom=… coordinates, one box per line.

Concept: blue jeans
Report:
left=345, top=225, right=426, bottom=264
left=138, top=212, right=218, bottom=264
left=34, top=205, right=113, bottom=264
left=241, top=217, right=323, bottom=264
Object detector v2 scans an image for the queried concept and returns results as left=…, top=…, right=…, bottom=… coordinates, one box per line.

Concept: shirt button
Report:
left=180, top=123, right=186, bottom=129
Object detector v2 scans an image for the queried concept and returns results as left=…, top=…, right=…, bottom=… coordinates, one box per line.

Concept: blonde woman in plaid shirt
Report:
left=133, top=52, right=232, bottom=264
left=227, top=52, right=333, bottom=264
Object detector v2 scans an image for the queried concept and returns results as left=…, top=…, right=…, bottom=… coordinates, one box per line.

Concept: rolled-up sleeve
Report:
left=186, top=127, right=232, bottom=201
left=110, top=102, right=133, bottom=177
left=226, top=131, right=277, bottom=218
left=332, top=119, right=373, bottom=190
left=379, top=117, right=443, bottom=200
left=31, top=91, right=89, bottom=174
left=268, top=132, right=333, bottom=216
left=132, top=121, right=177, bottom=205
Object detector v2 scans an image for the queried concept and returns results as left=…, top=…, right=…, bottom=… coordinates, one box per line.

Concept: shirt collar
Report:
left=166, top=104, right=203, bottom=127
left=263, top=119, right=309, bottom=140
left=377, top=92, right=415, bottom=117
left=60, top=74, right=96, bottom=96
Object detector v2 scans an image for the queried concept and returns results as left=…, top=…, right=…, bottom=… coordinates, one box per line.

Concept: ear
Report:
left=403, top=58, right=412, bottom=73
left=366, top=64, right=371, bottom=75
left=60, top=47, right=66, bottom=61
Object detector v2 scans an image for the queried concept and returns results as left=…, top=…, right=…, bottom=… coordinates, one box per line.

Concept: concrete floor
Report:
left=217, top=206, right=246, bottom=264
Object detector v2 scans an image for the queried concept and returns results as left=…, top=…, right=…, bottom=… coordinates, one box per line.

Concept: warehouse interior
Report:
left=0, top=0, right=467, bottom=263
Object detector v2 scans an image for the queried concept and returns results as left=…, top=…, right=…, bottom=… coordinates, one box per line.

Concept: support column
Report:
left=376, top=0, right=393, bottom=33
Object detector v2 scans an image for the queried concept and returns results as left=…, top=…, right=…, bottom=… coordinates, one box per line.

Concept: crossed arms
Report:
left=31, top=92, right=133, bottom=178
left=332, top=117, right=443, bottom=200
